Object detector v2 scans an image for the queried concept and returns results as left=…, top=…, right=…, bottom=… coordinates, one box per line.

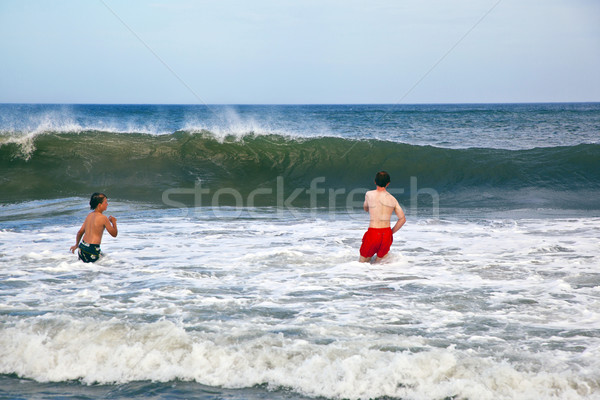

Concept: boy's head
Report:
left=374, top=171, right=390, bottom=187
left=90, top=192, right=107, bottom=210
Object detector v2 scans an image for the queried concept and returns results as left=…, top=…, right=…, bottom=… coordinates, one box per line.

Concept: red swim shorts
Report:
left=360, top=227, right=393, bottom=258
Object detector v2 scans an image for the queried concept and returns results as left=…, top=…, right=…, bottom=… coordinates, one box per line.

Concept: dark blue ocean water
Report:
left=2, top=103, right=600, bottom=211
left=2, top=103, right=600, bottom=148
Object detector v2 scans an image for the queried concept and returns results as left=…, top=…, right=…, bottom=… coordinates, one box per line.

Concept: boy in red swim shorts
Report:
left=359, top=171, right=406, bottom=263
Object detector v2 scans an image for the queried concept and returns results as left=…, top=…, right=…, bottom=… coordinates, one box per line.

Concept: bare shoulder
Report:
left=393, top=194, right=403, bottom=210
left=365, top=189, right=376, bottom=196
left=88, top=212, right=109, bottom=226
left=365, top=190, right=379, bottom=203
left=378, top=191, right=398, bottom=206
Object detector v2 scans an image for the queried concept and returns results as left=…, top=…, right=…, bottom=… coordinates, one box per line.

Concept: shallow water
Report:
left=1, top=201, right=599, bottom=399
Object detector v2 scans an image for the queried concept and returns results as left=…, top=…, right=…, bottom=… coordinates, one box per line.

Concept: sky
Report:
left=0, top=0, right=599, bottom=104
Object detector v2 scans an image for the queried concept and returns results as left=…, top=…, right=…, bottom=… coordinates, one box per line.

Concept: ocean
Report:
left=1, top=103, right=599, bottom=400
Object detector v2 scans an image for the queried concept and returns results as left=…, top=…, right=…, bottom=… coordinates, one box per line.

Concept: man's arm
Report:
left=363, top=192, right=370, bottom=212
left=391, top=203, right=406, bottom=234
left=105, top=215, right=118, bottom=237
left=70, top=223, right=85, bottom=253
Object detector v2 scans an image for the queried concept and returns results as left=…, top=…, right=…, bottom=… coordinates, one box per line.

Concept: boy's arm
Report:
left=363, top=192, right=369, bottom=212
left=105, top=215, right=118, bottom=237
left=70, top=223, right=85, bottom=253
left=391, top=202, right=406, bottom=234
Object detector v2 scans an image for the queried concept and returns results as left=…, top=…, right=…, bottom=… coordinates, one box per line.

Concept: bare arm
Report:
left=105, top=216, right=118, bottom=237
left=70, top=223, right=85, bottom=253
left=391, top=203, right=406, bottom=234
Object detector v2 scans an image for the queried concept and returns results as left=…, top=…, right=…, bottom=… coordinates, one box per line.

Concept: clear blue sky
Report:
left=1, top=0, right=599, bottom=104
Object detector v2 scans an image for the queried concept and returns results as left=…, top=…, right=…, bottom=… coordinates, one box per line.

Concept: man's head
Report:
left=90, top=192, right=107, bottom=210
left=374, top=171, right=390, bottom=188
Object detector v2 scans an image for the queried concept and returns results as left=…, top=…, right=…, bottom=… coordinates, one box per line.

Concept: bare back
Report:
left=81, top=211, right=110, bottom=244
left=364, top=188, right=406, bottom=233
left=70, top=196, right=117, bottom=255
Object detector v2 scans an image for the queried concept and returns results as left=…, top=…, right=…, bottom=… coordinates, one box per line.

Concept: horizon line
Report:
left=2, top=101, right=600, bottom=106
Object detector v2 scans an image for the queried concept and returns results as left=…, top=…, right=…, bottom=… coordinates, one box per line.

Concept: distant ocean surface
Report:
left=1, top=103, right=599, bottom=400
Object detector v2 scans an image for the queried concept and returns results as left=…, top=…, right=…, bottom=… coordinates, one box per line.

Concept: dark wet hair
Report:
left=89, top=192, right=107, bottom=210
left=374, top=171, right=390, bottom=187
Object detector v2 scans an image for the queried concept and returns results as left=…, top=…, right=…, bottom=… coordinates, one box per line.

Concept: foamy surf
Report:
left=1, top=203, right=599, bottom=399
left=2, top=317, right=596, bottom=400
left=2, top=103, right=600, bottom=399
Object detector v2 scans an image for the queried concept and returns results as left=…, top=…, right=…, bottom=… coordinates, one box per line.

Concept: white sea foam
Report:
left=181, top=107, right=335, bottom=142
left=0, top=106, right=172, bottom=137
left=1, top=205, right=599, bottom=399
left=0, top=113, right=168, bottom=161
left=0, top=106, right=339, bottom=163
left=1, top=318, right=597, bottom=400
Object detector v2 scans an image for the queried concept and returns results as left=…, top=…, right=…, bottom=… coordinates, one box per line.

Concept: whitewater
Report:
left=1, top=103, right=600, bottom=399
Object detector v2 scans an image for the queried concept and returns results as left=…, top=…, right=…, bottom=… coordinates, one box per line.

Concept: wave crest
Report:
left=1, top=131, right=599, bottom=209
left=2, top=317, right=595, bottom=399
